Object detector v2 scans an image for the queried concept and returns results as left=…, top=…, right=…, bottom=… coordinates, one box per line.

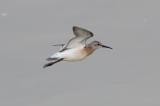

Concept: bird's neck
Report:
left=83, top=47, right=96, bottom=56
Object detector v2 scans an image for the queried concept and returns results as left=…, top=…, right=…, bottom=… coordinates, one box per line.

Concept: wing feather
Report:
left=60, top=26, right=94, bottom=51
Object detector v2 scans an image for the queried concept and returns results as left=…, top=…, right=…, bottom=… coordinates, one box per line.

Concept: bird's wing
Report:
left=60, top=26, right=94, bottom=51
left=43, top=58, right=63, bottom=68
left=73, top=26, right=94, bottom=39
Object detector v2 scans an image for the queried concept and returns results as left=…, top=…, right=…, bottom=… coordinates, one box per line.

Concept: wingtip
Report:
left=72, top=26, right=94, bottom=36
left=43, top=64, right=48, bottom=68
left=43, top=58, right=64, bottom=68
left=72, top=26, right=78, bottom=31
left=46, top=57, right=58, bottom=61
left=43, top=62, right=52, bottom=68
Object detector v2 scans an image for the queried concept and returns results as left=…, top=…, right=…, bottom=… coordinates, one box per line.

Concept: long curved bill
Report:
left=100, top=44, right=112, bottom=49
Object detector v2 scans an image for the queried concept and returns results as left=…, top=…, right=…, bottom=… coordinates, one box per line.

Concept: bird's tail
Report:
left=43, top=58, right=64, bottom=68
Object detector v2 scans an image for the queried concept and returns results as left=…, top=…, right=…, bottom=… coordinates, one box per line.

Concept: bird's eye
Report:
left=95, top=44, right=98, bottom=46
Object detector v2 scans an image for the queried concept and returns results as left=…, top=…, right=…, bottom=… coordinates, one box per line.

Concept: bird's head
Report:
left=89, top=41, right=112, bottom=50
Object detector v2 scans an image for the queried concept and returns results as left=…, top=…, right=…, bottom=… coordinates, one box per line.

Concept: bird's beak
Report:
left=99, top=44, right=112, bottom=49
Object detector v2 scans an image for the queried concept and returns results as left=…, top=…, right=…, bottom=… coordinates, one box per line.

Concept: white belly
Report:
left=62, top=48, right=88, bottom=61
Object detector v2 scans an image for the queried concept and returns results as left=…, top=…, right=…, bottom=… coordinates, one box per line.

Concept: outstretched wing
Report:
left=73, top=26, right=94, bottom=39
left=60, top=26, right=94, bottom=51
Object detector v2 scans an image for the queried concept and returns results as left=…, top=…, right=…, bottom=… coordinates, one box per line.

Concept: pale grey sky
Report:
left=0, top=0, right=160, bottom=106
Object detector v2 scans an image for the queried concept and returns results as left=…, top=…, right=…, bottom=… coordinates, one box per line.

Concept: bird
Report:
left=43, top=26, right=112, bottom=68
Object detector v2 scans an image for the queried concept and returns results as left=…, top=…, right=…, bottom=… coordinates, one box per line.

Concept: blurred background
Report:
left=0, top=0, right=160, bottom=106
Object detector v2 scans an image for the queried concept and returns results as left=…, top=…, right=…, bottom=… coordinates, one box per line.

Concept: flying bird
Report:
left=43, top=26, right=112, bottom=68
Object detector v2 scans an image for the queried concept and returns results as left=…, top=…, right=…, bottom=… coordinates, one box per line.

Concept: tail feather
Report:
left=43, top=58, right=63, bottom=68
